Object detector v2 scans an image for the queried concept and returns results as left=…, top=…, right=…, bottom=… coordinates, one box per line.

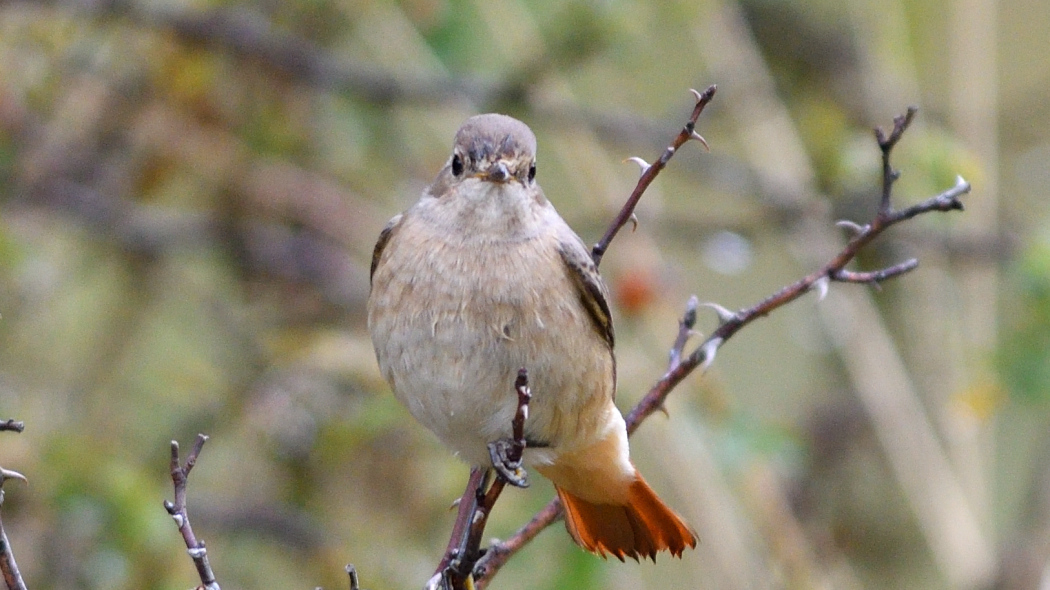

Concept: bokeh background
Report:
left=0, top=0, right=1046, bottom=588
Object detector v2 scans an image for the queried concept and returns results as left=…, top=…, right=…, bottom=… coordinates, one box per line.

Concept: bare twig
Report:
left=471, top=106, right=967, bottom=587
left=429, top=370, right=533, bottom=590
left=164, top=435, right=220, bottom=590
left=591, top=85, right=717, bottom=267
left=875, top=107, right=918, bottom=214
left=0, top=465, right=28, bottom=590
left=346, top=564, right=360, bottom=590
left=0, top=422, right=23, bottom=434
left=831, top=260, right=918, bottom=286
left=625, top=175, right=967, bottom=437
left=472, top=499, right=562, bottom=589
left=433, top=468, right=486, bottom=581
left=668, top=295, right=700, bottom=373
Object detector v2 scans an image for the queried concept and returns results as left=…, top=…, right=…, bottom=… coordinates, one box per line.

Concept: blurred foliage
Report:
left=0, top=0, right=1047, bottom=589
left=1001, top=231, right=1050, bottom=404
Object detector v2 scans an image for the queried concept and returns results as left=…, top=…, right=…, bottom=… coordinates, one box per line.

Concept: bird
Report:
left=367, top=113, right=696, bottom=560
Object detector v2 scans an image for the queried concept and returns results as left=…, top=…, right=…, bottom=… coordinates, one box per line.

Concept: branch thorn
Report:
left=835, top=220, right=868, bottom=236
left=424, top=573, right=444, bottom=590
left=0, top=468, right=26, bottom=486
left=699, top=337, right=723, bottom=371
left=948, top=176, right=969, bottom=210
left=700, top=302, right=736, bottom=325
left=624, top=156, right=650, bottom=173
left=813, top=276, right=830, bottom=301
left=688, top=130, right=710, bottom=151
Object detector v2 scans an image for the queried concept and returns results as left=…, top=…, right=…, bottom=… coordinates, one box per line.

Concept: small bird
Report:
left=367, top=114, right=696, bottom=560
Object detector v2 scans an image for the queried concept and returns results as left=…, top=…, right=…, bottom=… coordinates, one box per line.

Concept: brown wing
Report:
left=558, top=240, right=614, bottom=348
left=370, top=213, right=403, bottom=284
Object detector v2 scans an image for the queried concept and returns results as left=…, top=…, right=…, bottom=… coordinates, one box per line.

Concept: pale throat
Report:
left=444, top=178, right=543, bottom=240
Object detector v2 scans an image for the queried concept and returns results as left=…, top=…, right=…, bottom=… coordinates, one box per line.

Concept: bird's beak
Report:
left=482, top=161, right=512, bottom=183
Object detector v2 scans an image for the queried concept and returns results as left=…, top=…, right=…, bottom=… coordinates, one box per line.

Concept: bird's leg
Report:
left=487, top=369, right=533, bottom=488
left=436, top=371, right=535, bottom=588
left=487, top=439, right=528, bottom=488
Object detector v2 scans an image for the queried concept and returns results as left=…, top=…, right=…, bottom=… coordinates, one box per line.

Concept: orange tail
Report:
left=554, top=475, right=697, bottom=561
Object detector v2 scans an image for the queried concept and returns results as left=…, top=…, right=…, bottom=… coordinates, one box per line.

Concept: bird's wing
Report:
left=370, top=213, right=404, bottom=284
left=557, top=239, right=615, bottom=349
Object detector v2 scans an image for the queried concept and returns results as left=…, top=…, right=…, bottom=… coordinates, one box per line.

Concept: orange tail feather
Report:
left=555, top=476, right=697, bottom=561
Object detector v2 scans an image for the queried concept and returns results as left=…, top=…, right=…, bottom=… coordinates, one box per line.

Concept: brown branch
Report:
left=472, top=106, right=968, bottom=587
left=164, top=435, right=221, bottom=590
left=831, top=260, right=918, bottom=286
left=432, top=467, right=486, bottom=584
left=626, top=176, right=968, bottom=436
left=0, top=430, right=28, bottom=590
left=876, top=107, right=918, bottom=214
left=473, top=498, right=563, bottom=589
left=346, top=564, right=361, bottom=590
left=474, top=90, right=720, bottom=587
left=591, top=85, right=717, bottom=266
left=429, top=370, right=533, bottom=590
left=0, top=422, right=23, bottom=434
left=668, top=295, right=700, bottom=373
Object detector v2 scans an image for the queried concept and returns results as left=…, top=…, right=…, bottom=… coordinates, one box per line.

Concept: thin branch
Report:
left=668, top=295, right=700, bottom=373
left=433, top=468, right=486, bottom=581
left=0, top=461, right=28, bottom=590
left=831, top=260, right=918, bottom=286
left=0, top=422, right=23, bottom=434
left=626, top=183, right=967, bottom=437
left=164, top=435, right=220, bottom=590
left=876, top=106, right=918, bottom=214
left=473, top=499, right=562, bottom=589
left=346, top=565, right=360, bottom=590
left=591, top=85, right=717, bottom=267
left=430, top=370, right=533, bottom=590
left=472, top=106, right=967, bottom=587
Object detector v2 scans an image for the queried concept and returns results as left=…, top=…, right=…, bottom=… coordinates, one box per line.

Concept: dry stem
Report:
left=431, top=370, right=533, bottom=590
left=0, top=421, right=27, bottom=590
left=591, top=85, right=716, bottom=266
left=164, top=434, right=220, bottom=590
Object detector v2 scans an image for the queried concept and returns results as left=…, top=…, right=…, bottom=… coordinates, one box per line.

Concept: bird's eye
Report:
left=528, top=162, right=537, bottom=182
left=451, top=154, right=464, bottom=176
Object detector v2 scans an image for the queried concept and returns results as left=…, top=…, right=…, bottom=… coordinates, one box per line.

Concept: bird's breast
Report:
left=368, top=219, right=614, bottom=466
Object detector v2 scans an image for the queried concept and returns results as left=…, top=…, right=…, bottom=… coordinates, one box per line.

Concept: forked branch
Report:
left=164, top=435, right=220, bottom=590
left=471, top=105, right=968, bottom=588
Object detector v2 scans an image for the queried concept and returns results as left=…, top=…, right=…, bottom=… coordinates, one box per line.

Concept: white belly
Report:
left=368, top=223, right=614, bottom=467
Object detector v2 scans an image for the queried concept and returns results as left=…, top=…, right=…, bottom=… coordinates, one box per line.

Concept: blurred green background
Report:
left=0, top=0, right=1046, bottom=588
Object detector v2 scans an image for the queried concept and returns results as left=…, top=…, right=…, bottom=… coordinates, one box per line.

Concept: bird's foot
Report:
left=487, top=439, right=529, bottom=488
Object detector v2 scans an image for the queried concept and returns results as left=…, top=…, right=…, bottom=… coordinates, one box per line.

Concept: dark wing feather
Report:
left=558, top=240, right=614, bottom=348
left=370, top=214, right=403, bottom=284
